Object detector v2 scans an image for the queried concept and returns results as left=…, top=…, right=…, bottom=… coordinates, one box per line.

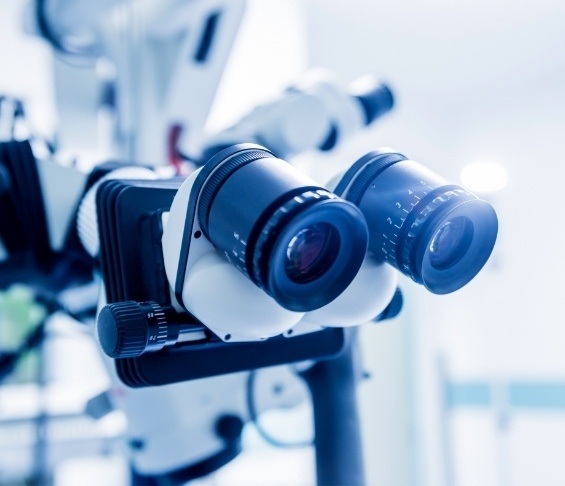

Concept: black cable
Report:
left=245, top=370, right=313, bottom=449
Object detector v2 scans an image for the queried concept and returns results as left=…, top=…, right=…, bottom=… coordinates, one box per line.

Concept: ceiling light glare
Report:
left=461, top=161, right=507, bottom=193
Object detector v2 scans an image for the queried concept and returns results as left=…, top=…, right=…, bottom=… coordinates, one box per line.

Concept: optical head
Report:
left=198, top=144, right=368, bottom=311
left=336, top=149, right=498, bottom=294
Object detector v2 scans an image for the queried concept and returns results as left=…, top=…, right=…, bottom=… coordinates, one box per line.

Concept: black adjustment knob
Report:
left=97, top=301, right=168, bottom=358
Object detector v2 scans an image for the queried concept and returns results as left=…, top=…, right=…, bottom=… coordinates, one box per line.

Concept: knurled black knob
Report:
left=97, top=301, right=168, bottom=358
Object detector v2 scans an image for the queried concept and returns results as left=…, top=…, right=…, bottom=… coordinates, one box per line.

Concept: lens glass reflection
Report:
left=285, top=223, right=340, bottom=283
left=429, top=216, right=474, bottom=270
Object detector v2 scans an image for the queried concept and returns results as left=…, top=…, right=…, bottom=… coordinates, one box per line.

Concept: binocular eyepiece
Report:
left=171, top=143, right=498, bottom=317
left=170, top=144, right=497, bottom=318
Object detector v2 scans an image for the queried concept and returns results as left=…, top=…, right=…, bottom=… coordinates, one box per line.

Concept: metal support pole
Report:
left=301, top=331, right=365, bottom=486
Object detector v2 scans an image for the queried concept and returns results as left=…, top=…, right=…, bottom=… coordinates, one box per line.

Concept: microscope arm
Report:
left=201, top=70, right=394, bottom=162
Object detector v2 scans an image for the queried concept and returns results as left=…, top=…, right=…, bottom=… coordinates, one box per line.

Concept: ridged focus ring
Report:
left=344, top=152, right=407, bottom=205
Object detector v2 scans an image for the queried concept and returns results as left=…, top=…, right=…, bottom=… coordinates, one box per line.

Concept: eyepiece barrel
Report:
left=198, top=145, right=369, bottom=311
left=337, top=149, right=498, bottom=294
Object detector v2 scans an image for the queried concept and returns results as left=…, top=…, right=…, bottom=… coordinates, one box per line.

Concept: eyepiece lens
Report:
left=285, top=223, right=340, bottom=283
left=429, top=216, right=474, bottom=270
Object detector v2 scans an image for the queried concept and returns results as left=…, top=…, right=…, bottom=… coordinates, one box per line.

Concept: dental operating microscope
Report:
left=0, top=1, right=498, bottom=484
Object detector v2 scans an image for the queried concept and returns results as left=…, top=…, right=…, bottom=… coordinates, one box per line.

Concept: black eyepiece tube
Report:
left=335, top=149, right=498, bottom=294
left=198, top=145, right=369, bottom=312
